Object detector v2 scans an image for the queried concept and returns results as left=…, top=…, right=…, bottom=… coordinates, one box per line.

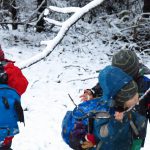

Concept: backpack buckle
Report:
left=2, top=97, right=9, bottom=109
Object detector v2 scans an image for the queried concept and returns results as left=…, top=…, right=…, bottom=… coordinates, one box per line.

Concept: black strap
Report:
left=128, top=112, right=140, bottom=138
left=2, top=96, right=10, bottom=109
left=88, top=117, right=94, bottom=134
left=14, top=100, right=25, bottom=126
left=96, top=141, right=103, bottom=150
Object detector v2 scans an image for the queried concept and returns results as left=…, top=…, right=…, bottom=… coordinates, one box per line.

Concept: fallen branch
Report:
left=64, top=65, right=88, bottom=71
left=44, top=18, right=62, bottom=26
left=109, top=20, right=122, bottom=35
left=0, top=22, right=25, bottom=25
left=17, top=0, right=105, bottom=69
left=120, top=25, right=141, bottom=32
left=46, top=6, right=80, bottom=13
left=67, top=76, right=97, bottom=82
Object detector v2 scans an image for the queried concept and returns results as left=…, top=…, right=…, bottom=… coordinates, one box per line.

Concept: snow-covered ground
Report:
left=0, top=15, right=150, bottom=150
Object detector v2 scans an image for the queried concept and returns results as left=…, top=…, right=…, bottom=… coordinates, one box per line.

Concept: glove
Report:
left=81, top=141, right=95, bottom=149
left=85, top=133, right=96, bottom=145
left=81, top=133, right=96, bottom=149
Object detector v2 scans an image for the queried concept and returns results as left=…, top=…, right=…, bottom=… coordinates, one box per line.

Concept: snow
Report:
left=46, top=6, right=80, bottom=14
left=0, top=31, right=149, bottom=150
left=0, top=2, right=150, bottom=150
left=17, top=0, right=105, bottom=69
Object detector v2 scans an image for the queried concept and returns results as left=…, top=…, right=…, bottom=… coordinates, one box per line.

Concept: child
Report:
left=80, top=66, right=147, bottom=150
left=0, top=46, right=28, bottom=95
left=80, top=50, right=150, bottom=148
left=0, top=46, right=28, bottom=149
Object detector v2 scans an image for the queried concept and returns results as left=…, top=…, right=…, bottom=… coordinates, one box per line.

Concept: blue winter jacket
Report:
left=90, top=64, right=150, bottom=148
left=92, top=66, right=147, bottom=150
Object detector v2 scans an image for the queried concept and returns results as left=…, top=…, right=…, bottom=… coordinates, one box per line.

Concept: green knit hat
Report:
left=114, top=80, right=138, bottom=107
left=112, top=50, right=139, bottom=78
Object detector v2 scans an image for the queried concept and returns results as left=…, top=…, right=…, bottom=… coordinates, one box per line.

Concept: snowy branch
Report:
left=46, top=6, right=81, bottom=14
left=0, top=22, right=25, bottom=25
left=109, top=21, right=122, bottom=34
left=44, top=18, right=63, bottom=27
left=120, top=25, right=141, bottom=32
left=0, top=10, right=10, bottom=14
left=17, top=0, right=105, bottom=69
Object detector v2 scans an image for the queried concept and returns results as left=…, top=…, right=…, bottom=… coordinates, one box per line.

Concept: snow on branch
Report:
left=109, top=21, right=122, bottom=34
left=46, top=6, right=81, bottom=14
left=17, top=0, right=105, bottom=69
left=44, top=18, right=63, bottom=27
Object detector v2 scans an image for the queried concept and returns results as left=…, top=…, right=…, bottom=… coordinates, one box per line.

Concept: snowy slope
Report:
left=0, top=14, right=150, bottom=150
left=2, top=38, right=149, bottom=150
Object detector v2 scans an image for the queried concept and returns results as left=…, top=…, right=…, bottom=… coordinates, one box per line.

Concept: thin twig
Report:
left=67, top=77, right=97, bottom=82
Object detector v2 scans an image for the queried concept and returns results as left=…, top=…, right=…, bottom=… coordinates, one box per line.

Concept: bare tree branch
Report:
left=67, top=76, right=97, bottom=82
left=17, top=0, right=105, bottom=69
left=0, top=22, right=24, bottom=25
left=24, top=0, right=46, bottom=29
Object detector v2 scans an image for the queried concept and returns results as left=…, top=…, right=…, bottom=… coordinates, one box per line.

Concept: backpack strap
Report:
left=14, top=100, right=25, bottom=126
left=147, top=104, right=150, bottom=122
left=128, top=112, right=140, bottom=138
left=2, top=96, right=10, bottom=109
left=128, top=112, right=143, bottom=150
left=96, top=141, right=103, bottom=150
left=88, top=117, right=94, bottom=134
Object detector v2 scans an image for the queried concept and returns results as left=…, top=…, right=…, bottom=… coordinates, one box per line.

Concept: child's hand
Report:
left=114, top=111, right=124, bottom=122
left=81, top=141, right=95, bottom=149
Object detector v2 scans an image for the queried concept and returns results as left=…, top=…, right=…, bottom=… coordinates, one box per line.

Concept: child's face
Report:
left=124, top=93, right=139, bottom=109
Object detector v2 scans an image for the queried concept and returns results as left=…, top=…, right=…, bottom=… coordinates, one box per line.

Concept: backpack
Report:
left=62, top=66, right=133, bottom=149
left=61, top=98, right=113, bottom=149
left=0, top=84, right=24, bottom=142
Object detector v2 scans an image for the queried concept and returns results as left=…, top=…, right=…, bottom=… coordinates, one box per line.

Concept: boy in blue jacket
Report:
left=80, top=50, right=150, bottom=147
left=81, top=66, right=147, bottom=150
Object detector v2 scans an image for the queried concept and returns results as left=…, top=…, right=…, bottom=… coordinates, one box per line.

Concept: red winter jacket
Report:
left=3, top=60, right=28, bottom=95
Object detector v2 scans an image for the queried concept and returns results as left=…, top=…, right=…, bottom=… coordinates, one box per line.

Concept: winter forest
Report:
left=0, top=0, right=150, bottom=150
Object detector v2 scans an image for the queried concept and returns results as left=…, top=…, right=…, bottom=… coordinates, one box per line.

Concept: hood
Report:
left=99, top=65, right=132, bottom=100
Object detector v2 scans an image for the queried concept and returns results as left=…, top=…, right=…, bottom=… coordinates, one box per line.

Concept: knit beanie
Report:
left=112, top=50, right=139, bottom=78
left=114, top=80, right=138, bottom=107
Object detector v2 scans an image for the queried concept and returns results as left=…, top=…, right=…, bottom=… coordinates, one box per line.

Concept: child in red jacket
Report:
left=0, top=46, right=28, bottom=149
left=0, top=48, right=28, bottom=95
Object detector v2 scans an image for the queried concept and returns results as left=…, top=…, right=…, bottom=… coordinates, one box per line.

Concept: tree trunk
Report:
left=11, top=0, right=18, bottom=30
left=2, top=0, right=18, bottom=30
left=143, top=0, right=150, bottom=17
left=36, top=0, right=47, bottom=32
